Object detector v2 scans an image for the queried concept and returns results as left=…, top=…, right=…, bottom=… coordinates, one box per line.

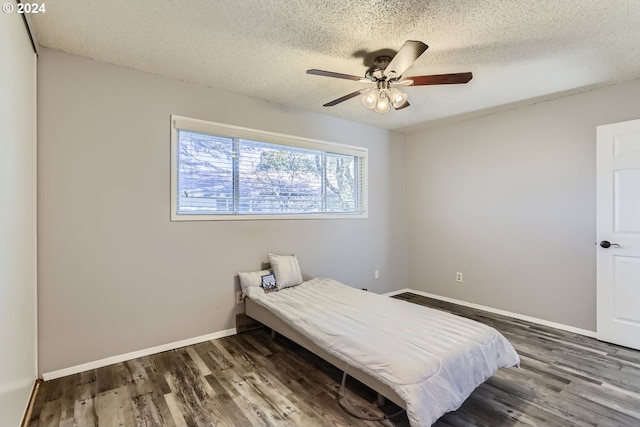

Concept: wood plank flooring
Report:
left=27, top=293, right=640, bottom=426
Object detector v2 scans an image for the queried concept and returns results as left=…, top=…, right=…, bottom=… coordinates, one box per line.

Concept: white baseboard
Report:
left=382, top=288, right=411, bottom=297
left=383, top=288, right=596, bottom=338
left=42, top=328, right=237, bottom=381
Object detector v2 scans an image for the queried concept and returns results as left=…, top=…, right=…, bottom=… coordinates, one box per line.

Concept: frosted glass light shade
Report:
left=389, top=88, right=408, bottom=108
left=374, top=93, right=391, bottom=113
left=361, top=90, right=378, bottom=109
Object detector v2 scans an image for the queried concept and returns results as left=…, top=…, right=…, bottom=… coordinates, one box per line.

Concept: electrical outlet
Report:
left=374, top=269, right=380, bottom=279
left=456, top=272, right=463, bottom=283
left=236, top=291, right=245, bottom=304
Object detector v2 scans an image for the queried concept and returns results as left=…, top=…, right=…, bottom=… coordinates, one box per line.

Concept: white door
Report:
left=597, top=119, right=640, bottom=350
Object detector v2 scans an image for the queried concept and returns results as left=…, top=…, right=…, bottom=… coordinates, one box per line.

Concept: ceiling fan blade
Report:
left=307, top=69, right=364, bottom=81
left=404, top=72, right=473, bottom=86
left=323, top=88, right=370, bottom=107
left=383, top=40, right=428, bottom=79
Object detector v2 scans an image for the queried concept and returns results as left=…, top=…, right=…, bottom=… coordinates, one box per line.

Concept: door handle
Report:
left=600, top=240, right=621, bottom=248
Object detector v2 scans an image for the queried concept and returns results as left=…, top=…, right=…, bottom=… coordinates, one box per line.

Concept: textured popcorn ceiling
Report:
left=30, top=0, right=640, bottom=133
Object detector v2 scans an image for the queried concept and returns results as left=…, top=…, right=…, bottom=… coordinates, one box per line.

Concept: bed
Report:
left=239, top=258, right=520, bottom=427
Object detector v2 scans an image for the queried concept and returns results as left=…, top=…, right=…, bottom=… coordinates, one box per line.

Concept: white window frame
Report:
left=170, top=115, right=368, bottom=221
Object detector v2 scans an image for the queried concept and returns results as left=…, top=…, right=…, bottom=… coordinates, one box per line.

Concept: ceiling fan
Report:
left=306, top=40, right=472, bottom=113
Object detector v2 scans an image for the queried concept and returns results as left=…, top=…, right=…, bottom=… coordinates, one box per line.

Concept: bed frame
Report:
left=245, top=297, right=406, bottom=409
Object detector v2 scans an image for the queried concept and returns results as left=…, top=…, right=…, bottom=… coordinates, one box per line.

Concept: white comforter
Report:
left=245, top=278, right=520, bottom=427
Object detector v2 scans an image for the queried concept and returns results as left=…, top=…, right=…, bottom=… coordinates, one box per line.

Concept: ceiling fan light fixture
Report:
left=389, top=88, right=408, bottom=109
left=361, top=90, right=378, bottom=110
left=374, top=92, right=391, bottom=113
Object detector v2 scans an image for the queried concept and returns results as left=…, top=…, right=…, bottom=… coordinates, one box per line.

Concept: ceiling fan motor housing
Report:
left=366, top=56, right=393, bottom=81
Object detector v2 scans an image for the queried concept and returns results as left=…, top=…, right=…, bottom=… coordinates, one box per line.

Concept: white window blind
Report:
left=171, top=116, right=367, bottom=220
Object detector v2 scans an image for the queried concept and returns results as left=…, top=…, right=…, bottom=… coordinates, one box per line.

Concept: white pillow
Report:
left=238, top=269, right=271, bottom=293
left=268, top=253, right=303, bottom=289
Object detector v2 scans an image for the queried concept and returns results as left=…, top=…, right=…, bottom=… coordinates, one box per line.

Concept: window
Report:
left=170, top=116, right=368, bottom=220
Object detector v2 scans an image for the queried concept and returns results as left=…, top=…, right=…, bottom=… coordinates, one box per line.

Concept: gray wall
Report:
left=0, top=4, right=38, bottom=425
left=38, top=48, right=408, bottom=374
left=406, top=79, right=640, bottom=331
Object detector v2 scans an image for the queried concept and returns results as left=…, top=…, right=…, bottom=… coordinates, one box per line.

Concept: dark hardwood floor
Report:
left=27, top=293, right=640, bottom=426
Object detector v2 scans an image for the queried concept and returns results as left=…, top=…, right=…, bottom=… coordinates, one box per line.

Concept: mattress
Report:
left=244, top=278, right=520, bottom=427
